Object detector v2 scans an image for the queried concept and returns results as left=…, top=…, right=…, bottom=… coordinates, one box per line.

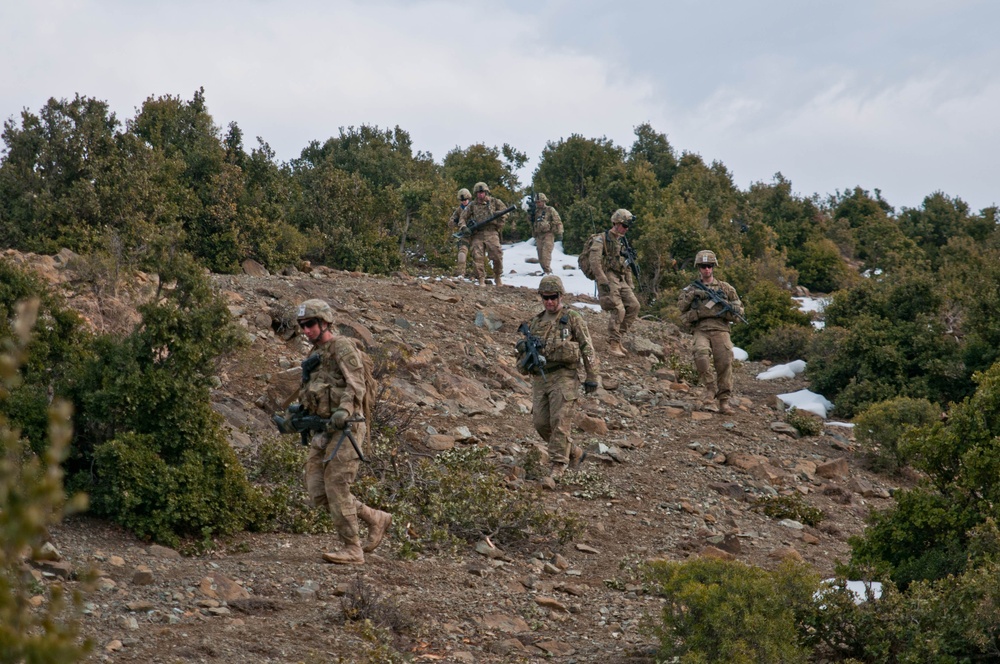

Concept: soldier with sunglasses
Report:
left=516, top=276, right=600, bottom=479
left=588, top=209, right=641, bottom=357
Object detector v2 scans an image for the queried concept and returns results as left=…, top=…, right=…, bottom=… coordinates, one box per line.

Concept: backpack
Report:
left=577, top=232, right=608, bottom=280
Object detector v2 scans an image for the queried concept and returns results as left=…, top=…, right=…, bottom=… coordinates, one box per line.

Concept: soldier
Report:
left=517, top=275, right=600, bottom=478
left=295, top=299, right=392, bottom=564
left=459, top=182, right=507, bottom=286
left=532, top=193, right=563, bottom=274
left=677, top=251, right=744, bottom=415
left=449, top=188, right=473, bottom=278
left=588, top=209, right=641, bottom=357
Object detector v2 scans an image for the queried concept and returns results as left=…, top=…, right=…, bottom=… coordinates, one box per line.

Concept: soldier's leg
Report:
left=532, top=377, right=552, bottom=443
left=456, top=241, right=469, bottom=277
left=709, top=331, right=735, bottom=400
left=606, top=289, right=626, bottom=343
left=470, top=235, right=486, bottom=284
left=485, top=232, right=503, bottom=285
left=539, top=234, right=553, bottom=273
left=546, top=373, right=578, bottom=467
left=620, top=285, right=640, bottom=336
left=692, top=330, right=717, bottom=402
left=320, top=428, right=366, bottom=562
left=305, top=433, right=330, bottom=510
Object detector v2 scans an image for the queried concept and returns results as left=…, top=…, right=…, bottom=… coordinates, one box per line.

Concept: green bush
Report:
left=784, top=408, right=823, bottom=438
left=731, top=280, right=812, bottom=353
left=751, top=493, right=824, bottom=527
left=747, top=325, right=814, bottom=363
left=1, top=299, right=91, bottom=663
left=644, top=557, right=817, bottom=663
left=854, top=397, right=940, bottom=473
left=65, top=253, right=268, bottom=547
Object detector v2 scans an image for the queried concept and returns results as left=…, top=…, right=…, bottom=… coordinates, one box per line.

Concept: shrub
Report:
left=751, top=493, right=824, bottom=527
left=644, top=557, right=817, bottom=663
left=1, top=299, right=91, bottom=663
left=747, top=325, right=814, bottom=363
left=784, top=408, right=823, bottom=438
left=731, top=280, right=812, bottom=353
left=854, top=397, right=940, bottom=473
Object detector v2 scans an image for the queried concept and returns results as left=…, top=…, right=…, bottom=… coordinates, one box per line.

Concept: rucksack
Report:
left=577, top=232, right=608, bottom=280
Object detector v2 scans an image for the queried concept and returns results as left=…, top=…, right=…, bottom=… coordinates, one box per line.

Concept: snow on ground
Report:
left=794, top=296, right=830, bottom=329
left=777, top=388, right=836, bottom=419
left=757, top=360, right=807, bottom=380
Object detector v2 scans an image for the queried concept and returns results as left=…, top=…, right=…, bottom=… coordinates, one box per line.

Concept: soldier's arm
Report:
left=550, top=208, right=563, bottom=235
left=571, top=312, right=600, bottom=380
left=678, top=286, right=698, bottom=312
left=493, top=198, right=508, bottom=230
left=725, top=284, right=745, bottom=317
left=334, top=338, right=367, bottom=415
left=590, top=236, right=609, bottom=286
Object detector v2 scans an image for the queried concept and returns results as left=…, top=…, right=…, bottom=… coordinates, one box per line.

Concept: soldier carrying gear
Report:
left=291, top=299, right=392, bottom=564
left=678, top=250, right=744, bottom=415
left=449, top=189, right=474, bottom=278
left=517, top=275, right=600, bottom=479
left=586, top=209, right=641, bottom=357
left=531, top=192, right=563, bottom=274
left=460, top=182, right=508, bottom=287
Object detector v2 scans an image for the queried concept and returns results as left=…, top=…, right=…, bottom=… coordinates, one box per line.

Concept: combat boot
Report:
left=494, top=275, right=503, bottom=287
left=359, top=506, right=393, bottom=553
left=477, top=277, right=486, bottom=287
left=608, top=341, right=626, bottom=357
left=323, top=540, right=365, bottom=565
left=568, top=445, right=587, bottom=470
left=718, top=398, right=734, bottom=415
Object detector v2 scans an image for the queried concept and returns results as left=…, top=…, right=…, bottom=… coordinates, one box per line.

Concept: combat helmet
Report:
left=296, top=299, right=335, bottom=324
left=473, top=182, right=490, bottom=194
left=694, top=250, right=718, bottom=267
left=537, top=275, right=564, bottom=295
left=457, top=188, right=471, bottom=201
left=611, top=209, right=635, bottom=226
left=536, top=192, right=548, bottom=203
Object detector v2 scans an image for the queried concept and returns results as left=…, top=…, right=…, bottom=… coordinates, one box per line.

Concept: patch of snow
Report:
left=777, top=389, right=836, bottom=419
left=756, top=360, right=806, bottom=381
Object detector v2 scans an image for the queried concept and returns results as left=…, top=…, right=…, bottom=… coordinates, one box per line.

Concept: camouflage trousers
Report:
left=599, top=277, right=640, bottom=343
left=455, top=238, right=470, bottom=277
left=692, top=328, right=734, bottom=400
left=470, top=230, right=503, bottom=283
left=535, top=232, right=555, bottom=273
left=305, top=424, right=367, bottom=544
left=532, top=368, right=579, bottom=465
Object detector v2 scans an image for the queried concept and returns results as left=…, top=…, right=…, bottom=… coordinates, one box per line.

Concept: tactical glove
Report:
left=330, top=408, right=350, bottom=430
left=598, top=282, right=611, bottom=296
left=583, top=380, right=599, bottom=394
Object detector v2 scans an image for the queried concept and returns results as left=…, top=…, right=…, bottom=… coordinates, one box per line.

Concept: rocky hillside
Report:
left=10, top=251, right=902, bottom=663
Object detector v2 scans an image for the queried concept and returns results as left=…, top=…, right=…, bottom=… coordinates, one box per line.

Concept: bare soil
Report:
left=30, top=265, right=902, bottom=663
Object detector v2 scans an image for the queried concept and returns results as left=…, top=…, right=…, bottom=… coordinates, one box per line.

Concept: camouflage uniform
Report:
left=449, top=201, right=471, bottom=277
left=677, top=264, right=744, bottom=410
left=588, top=227, right=640, bottom=347
left=459, top=188, right=507, bottom=286
left=519, top=297, right=599, bottom=471
left=532, top=196, right=563, bottom=274
left=295, top=300, right=390, bottom=564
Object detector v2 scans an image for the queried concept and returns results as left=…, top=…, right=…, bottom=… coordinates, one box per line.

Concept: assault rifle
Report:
left=620, top=235, right=641, bottom=284
left=273, top=407, right=367, bottom=462
left=691, top=281, right=748, bottom=324
left=453, top=205, right=517, bottom=239
left=516, top=322, right=547, bottom=377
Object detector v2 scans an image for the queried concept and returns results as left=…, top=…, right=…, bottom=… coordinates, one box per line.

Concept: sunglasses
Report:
left=540, top=293, right=560, bottom=301
left=698, top=264, right=714, bottom=269
left=299, top=318, right=320, bottom=329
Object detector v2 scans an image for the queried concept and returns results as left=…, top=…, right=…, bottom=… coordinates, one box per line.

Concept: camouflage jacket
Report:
left=588, top=228, right=633, bottom=288
left=301, top=336, right=369, bottom=419
left=459, top=196, right=508, bottom=236
left=524, top=308, right=599, bottom=380
left=532, top=206, right=563, bottom=238
left=677, top=278, right=744, bottom=333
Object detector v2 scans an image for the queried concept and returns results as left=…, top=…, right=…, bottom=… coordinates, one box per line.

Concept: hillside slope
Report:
left=11, top=253, right=901, bottom=663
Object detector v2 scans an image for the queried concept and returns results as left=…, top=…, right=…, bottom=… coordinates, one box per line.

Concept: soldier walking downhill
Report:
left=588, top=209, right=641, bottom=357
left=295, top=299, right=392, bottom=564
left=459, top=182, right=507, bottom=286
left=449, top=188, right=473, bottom=278
left=517, top=276, right=600, bottom=478
left=532, top=193, right=563, bottom=274
left=677, top=251, right=744, bottom=415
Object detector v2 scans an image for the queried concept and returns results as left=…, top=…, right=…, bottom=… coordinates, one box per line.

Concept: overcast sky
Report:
left=2, top=0, right=997, bottom=212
